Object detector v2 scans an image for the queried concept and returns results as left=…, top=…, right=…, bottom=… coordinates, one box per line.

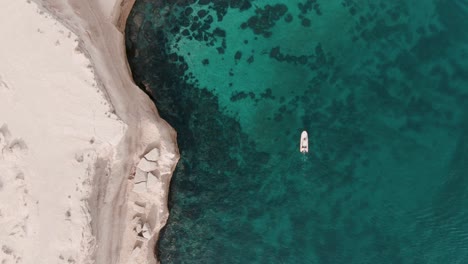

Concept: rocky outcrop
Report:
left=127, top=148, right=177, bottom=263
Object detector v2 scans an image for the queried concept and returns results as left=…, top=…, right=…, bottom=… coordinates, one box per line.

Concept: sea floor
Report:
left=126, top=0, right=468, bottom=263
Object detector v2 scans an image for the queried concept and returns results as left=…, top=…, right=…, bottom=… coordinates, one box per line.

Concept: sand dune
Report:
left=0, top=0, right=179, bottom=263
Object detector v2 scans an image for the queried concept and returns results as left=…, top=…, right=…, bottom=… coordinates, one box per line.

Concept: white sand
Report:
left=0, top=0, right=179, bottom=263
left=97, top=0, right=117, bottom=20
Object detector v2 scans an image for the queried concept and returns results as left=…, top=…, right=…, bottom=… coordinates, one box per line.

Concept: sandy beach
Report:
left=0, top=0, right=179, bottom=263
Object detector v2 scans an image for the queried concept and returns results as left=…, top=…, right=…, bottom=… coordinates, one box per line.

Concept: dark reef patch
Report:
left=241, top=4, right=288, bottom=38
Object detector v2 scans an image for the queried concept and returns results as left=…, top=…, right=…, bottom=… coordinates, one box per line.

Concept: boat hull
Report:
left=300, top=131, right=308, bottom=153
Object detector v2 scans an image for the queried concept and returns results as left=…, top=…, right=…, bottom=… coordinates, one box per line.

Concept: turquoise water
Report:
left=125, top=0, right=468, bottom=263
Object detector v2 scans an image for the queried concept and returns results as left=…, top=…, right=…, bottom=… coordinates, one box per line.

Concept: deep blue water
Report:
left=125, top=0, right=468, bottom=263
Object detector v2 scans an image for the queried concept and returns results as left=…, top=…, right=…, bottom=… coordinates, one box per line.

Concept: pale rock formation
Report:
left=144, top=148, right=161, bottom=162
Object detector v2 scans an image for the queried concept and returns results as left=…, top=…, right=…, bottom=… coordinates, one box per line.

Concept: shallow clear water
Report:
left=125, top=0, right=468, bottom=263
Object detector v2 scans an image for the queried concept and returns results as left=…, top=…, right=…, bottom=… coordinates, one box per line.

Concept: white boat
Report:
left=300, top=130, right=308, bottom=153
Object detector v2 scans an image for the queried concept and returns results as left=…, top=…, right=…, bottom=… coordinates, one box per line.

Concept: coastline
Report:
left=37, top=0, right=180, bottom=263
left=45, top=1, right=181, bottom=263
left=0, top=0, right=179, bottom=263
